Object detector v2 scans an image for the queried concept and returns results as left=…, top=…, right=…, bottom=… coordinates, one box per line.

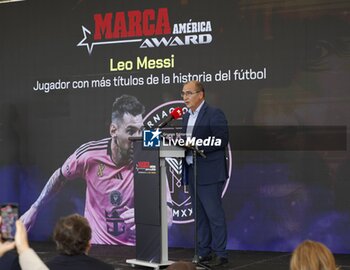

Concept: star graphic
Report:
left=76, top=25, right=142, bottom=54
left=77, top=26, right=94, bottom=54
left=150, top=128, right=162, bottom=141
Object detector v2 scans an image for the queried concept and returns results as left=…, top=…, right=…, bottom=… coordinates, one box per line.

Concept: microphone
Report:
left=158, top=107, right=183, bottom=128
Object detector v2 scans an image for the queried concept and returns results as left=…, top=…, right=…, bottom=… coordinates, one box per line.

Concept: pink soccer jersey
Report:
left=60, top=138, right=136, bottom=245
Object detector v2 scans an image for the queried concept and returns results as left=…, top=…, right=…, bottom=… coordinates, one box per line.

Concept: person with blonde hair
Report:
left=290, top=240, right=339, bottom=270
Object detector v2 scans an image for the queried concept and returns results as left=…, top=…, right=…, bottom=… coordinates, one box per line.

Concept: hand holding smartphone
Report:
left=0, top=203, right=19, bottom=241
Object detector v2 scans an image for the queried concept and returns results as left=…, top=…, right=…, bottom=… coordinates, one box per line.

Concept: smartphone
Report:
left=0, top=203, right=19, bottom=241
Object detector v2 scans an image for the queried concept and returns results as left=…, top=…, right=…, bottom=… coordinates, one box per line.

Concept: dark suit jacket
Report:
left=46, top=254, right=114, bottom=270
left=182, top=102, right=229, bottom=185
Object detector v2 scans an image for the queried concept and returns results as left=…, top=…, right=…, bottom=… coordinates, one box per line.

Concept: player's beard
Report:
left=121, top=147, right=132, bottom=165
left=127, top=143, right=134, bottom=164
left=113, top=137, right=132, bottom=166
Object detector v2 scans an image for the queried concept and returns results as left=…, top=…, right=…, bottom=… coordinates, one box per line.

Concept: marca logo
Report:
left=77, top=8, right=213, bottom=54
left=144, top=100, right=232, bottom=224
left=136, top=161, right=157, bottom=174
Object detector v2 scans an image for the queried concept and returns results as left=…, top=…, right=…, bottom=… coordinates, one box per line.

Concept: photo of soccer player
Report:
left=20, top=95, right=173, bottom=245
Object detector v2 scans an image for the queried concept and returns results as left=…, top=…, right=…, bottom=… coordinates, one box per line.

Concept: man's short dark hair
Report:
left=111, top=95, right=145, bottom=123
left=53, top=214, right=91, bottom=255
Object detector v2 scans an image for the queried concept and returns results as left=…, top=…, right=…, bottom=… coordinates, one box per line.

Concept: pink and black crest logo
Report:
left=144, top=100, right=232, bottom=224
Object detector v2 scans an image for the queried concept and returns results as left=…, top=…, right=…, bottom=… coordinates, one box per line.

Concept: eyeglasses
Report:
left=180, top=90, right=201, bottom=97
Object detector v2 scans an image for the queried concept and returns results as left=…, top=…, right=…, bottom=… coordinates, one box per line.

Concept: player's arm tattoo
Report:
left=32, top=168, right=67, bottom=209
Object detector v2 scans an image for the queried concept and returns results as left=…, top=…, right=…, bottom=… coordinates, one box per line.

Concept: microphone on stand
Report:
left=157, top=107, right=183, bottom=128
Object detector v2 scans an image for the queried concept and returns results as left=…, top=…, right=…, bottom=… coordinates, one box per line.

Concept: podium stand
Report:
left=126, top=140, right=184, bottom=269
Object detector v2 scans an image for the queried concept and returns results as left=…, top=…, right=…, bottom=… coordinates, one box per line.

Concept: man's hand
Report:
left=20, top=206, right=39, bottom=231
left=120, top=207, right=135, bottom=230
left=14, top=220, right=30, bottom=255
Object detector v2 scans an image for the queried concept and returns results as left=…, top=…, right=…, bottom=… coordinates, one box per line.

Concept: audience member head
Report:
left=167, top=261, right=196, bottom=270
left=53, top=214, right=91, bottom=256
left=290, top=240, right=338, bottom=270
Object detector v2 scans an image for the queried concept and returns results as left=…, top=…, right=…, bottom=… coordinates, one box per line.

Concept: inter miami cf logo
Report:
left=110, top=191, right=122, bottom=206
left=144, top=101, right=232, bottom=224
left=166, top=157, right=193, bottom=222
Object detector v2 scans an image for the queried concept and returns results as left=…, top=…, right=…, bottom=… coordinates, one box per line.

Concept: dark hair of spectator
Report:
left=53, top=214, right=91, bottom=256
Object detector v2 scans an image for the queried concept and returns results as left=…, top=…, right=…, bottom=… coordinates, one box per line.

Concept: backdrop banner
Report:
left=1, top=0, right=350, bottom=252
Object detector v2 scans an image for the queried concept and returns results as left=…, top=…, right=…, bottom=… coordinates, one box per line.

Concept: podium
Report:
left=126, top=140, right=185, bottom=269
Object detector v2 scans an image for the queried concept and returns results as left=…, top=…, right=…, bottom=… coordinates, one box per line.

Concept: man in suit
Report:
left=181, top=80, right=229, bottom=266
